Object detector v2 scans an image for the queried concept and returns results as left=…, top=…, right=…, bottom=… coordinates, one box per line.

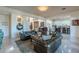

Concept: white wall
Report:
left=53, top=19, right=71, bottom=26
left=11, top=13, right=18, bottom=39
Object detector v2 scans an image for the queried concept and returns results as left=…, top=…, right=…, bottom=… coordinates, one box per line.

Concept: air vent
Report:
left=62, top=8, right=66, bottom=10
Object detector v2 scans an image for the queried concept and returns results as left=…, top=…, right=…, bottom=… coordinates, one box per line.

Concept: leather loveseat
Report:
left=19, top=31, right=37, bottom=41
left=31, top=32, right=63, bottom=53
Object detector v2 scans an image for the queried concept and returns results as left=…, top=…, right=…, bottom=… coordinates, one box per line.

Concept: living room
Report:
left=0, top=6, right=79, bottom=53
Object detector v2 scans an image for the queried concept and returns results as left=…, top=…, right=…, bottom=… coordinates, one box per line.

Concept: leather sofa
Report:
left=32, top=32, right=63, bottom=53
left=19, top=31, right=37, bottom=41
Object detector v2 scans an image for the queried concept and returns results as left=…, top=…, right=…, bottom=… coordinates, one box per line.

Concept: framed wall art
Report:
left=72, top=19, right=79, bottom=26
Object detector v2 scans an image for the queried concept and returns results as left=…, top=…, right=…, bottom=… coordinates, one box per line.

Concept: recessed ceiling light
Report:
left=37, top=6, right=48, bottom=11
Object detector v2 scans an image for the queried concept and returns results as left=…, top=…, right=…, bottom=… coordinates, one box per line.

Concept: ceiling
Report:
left=6, top=6, right=79, bottom=18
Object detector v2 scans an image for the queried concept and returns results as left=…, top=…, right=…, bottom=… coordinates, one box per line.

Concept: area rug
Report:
left=15, top=40, right=35, bottom=53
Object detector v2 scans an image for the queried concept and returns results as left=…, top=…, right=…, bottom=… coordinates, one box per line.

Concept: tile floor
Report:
left=0, top=38, right=21, bottom=53
left=56, top=34, right=79, bottom=53
left=0, top=34, right=79, bottom=53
